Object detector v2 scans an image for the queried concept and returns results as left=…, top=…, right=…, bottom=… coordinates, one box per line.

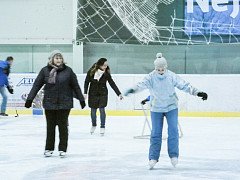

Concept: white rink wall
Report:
left=6, top=73, right=240, bottom=113
left=104, top=74, right=240, bottom=112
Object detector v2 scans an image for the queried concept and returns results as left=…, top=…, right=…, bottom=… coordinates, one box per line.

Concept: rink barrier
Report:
left=5, top=109, right=240, bottom=117
left=8, top=74, right=240, bottom=114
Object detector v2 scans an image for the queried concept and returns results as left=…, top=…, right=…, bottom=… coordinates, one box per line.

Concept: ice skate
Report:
left=59, top=151, right=67, bottom=158
left=0, top=113, right=8, bottom=116
left=44, top=150, right=53, bottom=157
left=148, top=159, right=157, bottom=170
left=171, top=157, right=178, bottom=167
left=100, top=128, right=105, bottom=136
left=90, top=126, right=96, bottom=134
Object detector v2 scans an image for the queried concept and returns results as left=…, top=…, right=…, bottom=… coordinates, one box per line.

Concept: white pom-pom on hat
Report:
left=154, top=53, right=167, bottom=69
left=156, top=53, right=163, bottom=58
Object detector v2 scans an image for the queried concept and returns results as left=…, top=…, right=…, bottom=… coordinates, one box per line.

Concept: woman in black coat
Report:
left=84, top=58, right=123, bottom=135
left=25, top=50, right=86, bottom=157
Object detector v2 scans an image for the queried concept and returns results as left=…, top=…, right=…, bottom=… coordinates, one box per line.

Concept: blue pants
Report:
left=149, top=108, right=179, bottom=161
left=91, top=108, right=106, bottom=128
left=0, top=86, right=7, bottom=113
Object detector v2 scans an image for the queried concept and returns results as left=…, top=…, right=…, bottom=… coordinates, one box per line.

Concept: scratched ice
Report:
left=0, top=115, right=240, bottom=180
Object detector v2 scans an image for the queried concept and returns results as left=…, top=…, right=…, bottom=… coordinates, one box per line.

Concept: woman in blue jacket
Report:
left=125, top=53, right=207, bottom=169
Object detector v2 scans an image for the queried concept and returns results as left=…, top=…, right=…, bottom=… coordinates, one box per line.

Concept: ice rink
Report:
left=0, top=115, right=240, bottom=180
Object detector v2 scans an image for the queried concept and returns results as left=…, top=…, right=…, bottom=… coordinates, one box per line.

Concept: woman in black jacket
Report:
left=25, top=50, right=85, bottom=157
left=84, top=58, right=123, bottom=136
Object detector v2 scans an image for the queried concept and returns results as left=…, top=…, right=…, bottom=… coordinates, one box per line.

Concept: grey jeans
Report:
left=91, top=108, right=106, bottom=128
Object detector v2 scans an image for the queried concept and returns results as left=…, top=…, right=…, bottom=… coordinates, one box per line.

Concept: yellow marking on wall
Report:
left=6, top=109, right=240, bottom=117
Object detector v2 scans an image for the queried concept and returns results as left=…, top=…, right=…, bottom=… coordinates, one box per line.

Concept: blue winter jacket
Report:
left=134, top=70, right=200, bottom=112
left=0, top=60, right=9, bottom=87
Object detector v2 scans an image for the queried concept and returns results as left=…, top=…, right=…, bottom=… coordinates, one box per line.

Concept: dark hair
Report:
left=90, top=58, right=110, bottom=76
left=6, top=56, right=14, bottom=61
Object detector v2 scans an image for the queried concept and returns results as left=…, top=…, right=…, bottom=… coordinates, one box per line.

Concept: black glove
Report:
left=80, top=101, right=86, bottom=109
left=7, top=86, right=14, bottom=94
left=25, top=100, right=33, bottom=108
left=124, top=89, right=135, bottom=96
left=141, top=99, right=148, bottom=105
left=197, top=92, right=208, bottom=101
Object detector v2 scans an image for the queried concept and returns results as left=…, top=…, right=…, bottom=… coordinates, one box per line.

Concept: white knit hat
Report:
left=154, top=53, right=167, bottom=69
left=48, top=50, right=64, bottom=63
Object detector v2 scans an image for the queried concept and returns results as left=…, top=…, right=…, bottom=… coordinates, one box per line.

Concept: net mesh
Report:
left=77, top=0, right=240, bottom=45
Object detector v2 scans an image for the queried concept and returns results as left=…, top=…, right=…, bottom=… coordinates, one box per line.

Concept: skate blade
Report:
left=44, top=155, right=52, bottom=158
left=149, top=166, right=154, bottom=170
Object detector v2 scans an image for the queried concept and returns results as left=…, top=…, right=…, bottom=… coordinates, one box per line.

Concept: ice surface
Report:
left=0, top=115, right=240, bottom=180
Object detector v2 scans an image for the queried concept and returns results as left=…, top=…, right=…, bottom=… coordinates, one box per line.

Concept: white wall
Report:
left=7, top=73, right=240, bottom=112
left=107, top=74, right=240, bottom=112
left=0, top=0, right=73, bottom=44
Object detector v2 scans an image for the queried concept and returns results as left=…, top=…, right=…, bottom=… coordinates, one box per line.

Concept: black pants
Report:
left=45, top=109, right=70, bottom=152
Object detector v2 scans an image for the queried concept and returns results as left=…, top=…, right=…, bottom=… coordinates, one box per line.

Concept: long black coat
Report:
left=27, top=64, right=84, bottom=110
left=84, top=70, right=121, bottom=108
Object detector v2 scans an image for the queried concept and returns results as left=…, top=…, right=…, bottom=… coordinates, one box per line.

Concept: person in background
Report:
left=0, top=56, right=14, bottom=116
left=124, top=53, right=208, bottom=169
left=25, top=50, right=86, bottom=158
left=84, top=58, right=123, bottom=136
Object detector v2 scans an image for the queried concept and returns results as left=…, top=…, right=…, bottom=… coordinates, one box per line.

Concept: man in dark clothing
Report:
left=0, top=56, right=14, bottom=116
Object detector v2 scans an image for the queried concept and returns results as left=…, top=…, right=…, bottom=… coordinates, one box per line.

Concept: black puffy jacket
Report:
left=27, top=64, right=84, bottom=110
left=84, top=70, right=121, bottom=108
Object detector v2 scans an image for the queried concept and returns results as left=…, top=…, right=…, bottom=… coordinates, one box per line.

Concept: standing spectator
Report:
left=125, top=53, right=208, bottom=169
left=84, top=58, right=123, bottom=136
left=0, top=56, right=14, bottom=116
left=25, top=50, right=85, bottom=157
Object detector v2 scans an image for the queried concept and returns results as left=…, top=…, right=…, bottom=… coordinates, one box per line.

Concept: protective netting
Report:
left=76, top=0, right=240, bottom=45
